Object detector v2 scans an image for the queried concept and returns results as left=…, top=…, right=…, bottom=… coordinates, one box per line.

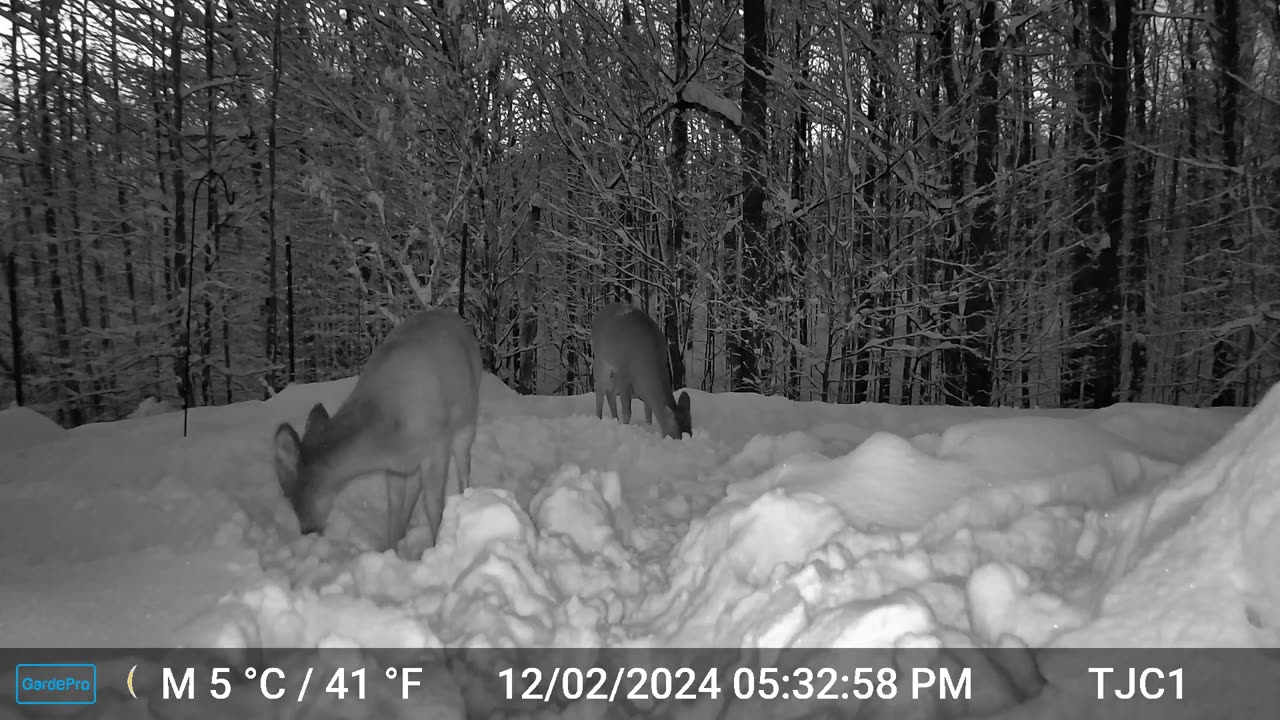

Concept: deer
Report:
left=590, top=302, right=692, bottom=440
left=272, top=309, right=482, bottom=554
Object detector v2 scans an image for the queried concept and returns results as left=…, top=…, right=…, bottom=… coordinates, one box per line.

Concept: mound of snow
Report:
left=662, top=411, right=1197, bottom=651
left=1087, top=401, right=1246, bottom=464
left=729, top=415, right=1178, bottom=535
left=479, top=373, right=522, bottom=403
left=127, top=396, right=179, bottom=419
left=0, top=405, right=64, bottom=451
left=1054, top=381, right=1280, bottom=647
left=967, top=561, right=1091, bottom=647
left=635, top=485, right=931, bottom=647
left=269, top=377, right=357, bottom=417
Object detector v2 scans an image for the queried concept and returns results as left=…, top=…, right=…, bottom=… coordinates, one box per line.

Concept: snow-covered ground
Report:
left=2, top=372, right=1279, bottom=717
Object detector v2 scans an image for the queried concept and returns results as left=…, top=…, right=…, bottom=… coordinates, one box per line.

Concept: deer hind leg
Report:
left=618, top=384, right=634, bottom=424
left=605, top=390, right=620, bottom=420
left=451, top=424, right=477, bottom=496
left=383, top=472, right=419, bottom=553
left=417, top=439, right=453, bottom=549
left=594, top=362, right=618, bottom=420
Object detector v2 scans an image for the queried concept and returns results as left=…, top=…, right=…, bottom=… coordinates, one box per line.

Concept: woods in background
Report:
left=1, top=0, right=1277, bottom=427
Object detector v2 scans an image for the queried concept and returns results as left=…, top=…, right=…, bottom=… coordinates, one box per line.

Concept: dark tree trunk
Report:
left=728, top=0, right=769, bottom=393
left=665, top=0, right=691, bottom=391
left=169, top=0, right=192, bottom=409
left=516, top=202, right=541, bottom=394
left=932, top=0, right=967, bottom=405
left=285, top=234, right=295, bottom=381
left=59, top=29, right=90, bottom=344
left=265, top=0, right=283, bottom=395
left=202, top=0, right=220, bottom=405
left=37, top=0, right=77, bottom=424
left=4, top=252, right=22, bottom=405
left=1090, top=0, right=1133, bottom=407
left=458, top=220, right=470, bottom=320
left=1209, top=0, right=1241, bottom=406
left=7, top=0, right=30, bottom=406
left=1064, top=0, right=1115, bottom=408
left=1127, top=0, right=1152, bottom=400
left=854, top=3, right=884, bottom=405
left=788, top=18, right=811, bottom=399
left=481, top=188, right=499, bottom=372
left=964, top=0, right=1001, bottom=406
left=79, top=9, right=111, bottom=394
left=10, top=0, right=39, bottom=313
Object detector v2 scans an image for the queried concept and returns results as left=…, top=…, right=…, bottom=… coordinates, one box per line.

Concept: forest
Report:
left=1, top=0, right=1277, bottom=428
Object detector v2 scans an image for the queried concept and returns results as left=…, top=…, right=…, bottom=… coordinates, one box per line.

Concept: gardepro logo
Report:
left=15, top=663, right=97, bottom=705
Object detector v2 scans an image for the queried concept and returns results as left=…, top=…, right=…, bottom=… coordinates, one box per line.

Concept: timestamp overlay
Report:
left=3, top=647, right=1276, bottom=719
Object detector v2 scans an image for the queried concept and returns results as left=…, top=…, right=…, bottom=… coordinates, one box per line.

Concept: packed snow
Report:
left=2, top=370, right=1278, bottom=717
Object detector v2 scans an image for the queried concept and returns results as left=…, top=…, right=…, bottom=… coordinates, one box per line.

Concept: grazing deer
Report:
left=273, top=309, right=482, bottom=552
left=590, top=302, right=692, bottom=439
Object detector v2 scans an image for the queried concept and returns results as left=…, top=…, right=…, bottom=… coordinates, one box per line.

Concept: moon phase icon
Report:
left=127, top=664, right=138, bottom=699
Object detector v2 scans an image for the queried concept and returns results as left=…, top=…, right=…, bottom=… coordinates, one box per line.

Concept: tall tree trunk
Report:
left=933, top=0, right=967, bottom=404
left=964, top=0, right=1001, bottom=406
left=265, top=0, right=283, bottom=394
left=4, top=249, right=22, bottom=406
left=107, top=2, right=140, bottom=349
left=728, top=0, right=768, bottom=393
left=788, top=17, right=811, bottom=399
left=148, top=7, right=170, bottom=387
left=285, top=234, right=295, bottom=381
left=7, top=0, right=30, bottom=406
left=1209, top=0, right=1241, bottom=406
left=665, top=0, right=691, bottom=391
left=201, top=0, right=220, bottom=405
left=79, top=4, right=111, bottom=410
left=854, top=3, right=883, bottom=405
left=1173, top=18, right=1201, bottom=406
left=37, top=0, right=77, bottom=424
left=1064, top=0, right=1114, bottom=408
left=1090, top=0, right=1132, bottom=408
left=1010, top=0, right=1037, bottom=408
left=481, top=187, right=499, bottom=371
left=60, top=27, right=91, bottom=339
left=62, top=25, right=93, bottom=416
left=1126, top=0, right=1152, bottom=400
left=458, top=220, right=470, bottom=320
left=169, top=0, right=192, bottom=408
left=516, top=200, right=541, bottom=394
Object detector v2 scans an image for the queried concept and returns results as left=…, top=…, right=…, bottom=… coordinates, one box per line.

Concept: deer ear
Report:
left=304, top=403, right=330, bottom=437
left=274, top=423, right=303, bottom=497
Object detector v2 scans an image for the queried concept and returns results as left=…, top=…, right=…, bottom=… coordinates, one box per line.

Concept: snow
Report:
left=0, top=405, right=64, bottom=451
left=2, top=370, right=1279, bottom=715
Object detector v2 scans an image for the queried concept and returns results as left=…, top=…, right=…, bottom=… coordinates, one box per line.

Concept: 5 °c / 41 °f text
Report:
left=161, top=665, right=433, bottom=702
